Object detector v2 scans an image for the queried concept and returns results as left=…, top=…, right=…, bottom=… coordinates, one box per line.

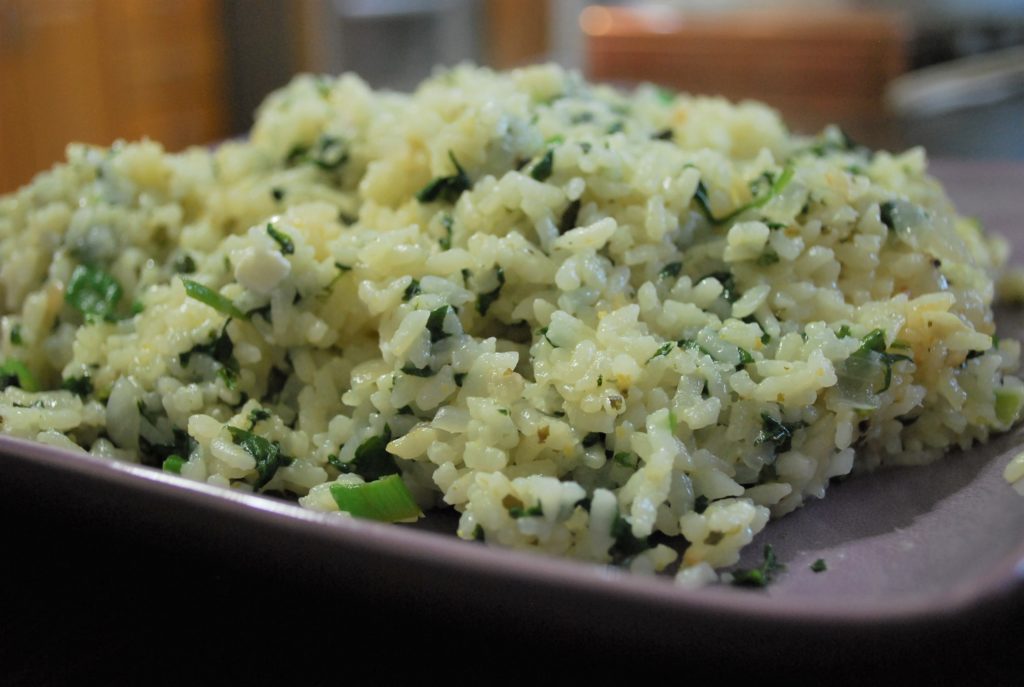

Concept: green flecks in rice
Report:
left=1, top=64, right=1021, bottom=584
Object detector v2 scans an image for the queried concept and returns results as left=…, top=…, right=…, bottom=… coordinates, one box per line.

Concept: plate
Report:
left=2, top=159, right=1023, bottom=675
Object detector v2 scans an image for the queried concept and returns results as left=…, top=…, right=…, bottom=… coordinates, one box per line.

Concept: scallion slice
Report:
left=329, top=474, right=422, bottom=522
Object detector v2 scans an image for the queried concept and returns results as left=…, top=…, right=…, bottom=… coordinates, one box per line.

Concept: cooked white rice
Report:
left=1, top=64, right=1021, bottom=582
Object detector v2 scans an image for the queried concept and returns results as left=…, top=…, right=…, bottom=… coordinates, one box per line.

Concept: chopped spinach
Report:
left=610, top=512, right=650, bottom=562
left=810, top=558, right=827, bottom=573
left=61, top=375, right=94, bottom=398
left=401, top=364, right=435, bottom=377
left=476, top=267, right=505, bottom=316
left=756, top=413, right=804, bottom=454
left=530, top=149, right=554, bottom=182
left=701, top=271, right=738, bottom=302
left=453, top=372, right=467, bottom=387
left=417, top=151, right=472, bottom=204
left=266, top=223, right=295, bottom=255
left=426, top=305, right=451, bottom=343
left=402, top=279, right=421, bottom=302
left=65, top=264, right=124, bottom=321
left=612, top=452, right=636, bottom=468
left=162, top=454, right=186, bottom=474
left=659, top=261, right=682, bottom=279
left=174, top=254, right=197, bottom=274
left=693, top=495, right=709, bottom=514
left=227, top=426, right=293, bottom=490
left=508, top=503, right=544, bottom=519
left=348, top=424, right=399, bottom=481
left=559, top=199, right=581, bottom=234
left=695, top=165, right=795, bottom=226
left=646, top=342, right=675, bottom=363
left=731, top=544, right=786, bottom=587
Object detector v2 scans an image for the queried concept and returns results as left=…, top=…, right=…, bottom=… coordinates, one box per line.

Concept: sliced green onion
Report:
left=162, top=455, right=186, bottom=474
left=0, top=359, right=39, bottom=392
left=995, top=388, right=1024, bottom=426
left=183, top=279, right=247, bottom=320
left=329, top=474, right=422, bottom=522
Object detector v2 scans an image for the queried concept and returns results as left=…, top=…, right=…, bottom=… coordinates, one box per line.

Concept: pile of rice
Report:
left=2, top=64, right=1021, bottom=584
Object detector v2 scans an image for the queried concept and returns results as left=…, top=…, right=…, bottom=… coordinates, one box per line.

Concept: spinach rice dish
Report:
left=1, top=64, right=1021, bottom=585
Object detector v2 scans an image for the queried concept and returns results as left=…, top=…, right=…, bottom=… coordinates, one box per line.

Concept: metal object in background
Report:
left=886, top=46, right=1024, bottom=159
left=304, top=0, right=483, bottom=91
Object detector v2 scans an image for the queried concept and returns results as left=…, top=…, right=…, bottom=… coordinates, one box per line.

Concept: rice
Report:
left=1, top=63, right=1021, bottom=582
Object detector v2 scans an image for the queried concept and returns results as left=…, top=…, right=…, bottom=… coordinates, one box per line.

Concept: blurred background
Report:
left=2, top=0, right=1023, bottom=193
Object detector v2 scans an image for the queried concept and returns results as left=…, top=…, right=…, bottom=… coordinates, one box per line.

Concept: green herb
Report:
left=9, top=324, right=22, bottom=346
left=266, top=223, right=295, bottom=255
left=139, top=429, right=193, bottom=469
left=537, top=326, right=559, bottom=348
left=678, top=339, right=713, bottom=357
left=65, top=264, right=124, bottom=321
left=327, top=454, right=347, bottom=473
left=659, top=261, right=682, bottom=279
left=612, top=452, right=636, bottom=468
left=701, top=271, right=738, bottom=302
left=607, top=121, right=624, bottom=134
left=0, top=359, right=38, bottom=391
left=401, top=364, right=434, bottom=378
left=179, top=325, right=236, bottom=370
left=756, top=413, right=804, bottom=454
left=530, top=149, right=554, bottom=182
left=858, top=328, right=887, bottom=354
left=582, top=432, right=604, bottom=448
left=693, top=495, right=709, bottom=513
left=402, top=279, right=421, bottom=302
left=756, top=249, right=780, bottom=266
left=453, top=372, right=467, bottom=387
left=737, top=347, right=754, bottom=366
left=182, top=280, right=247, bottom=320
left=349, top=425, right=398, bottom=481
left=271, top=187, right=285, bottom=202
left=440, top=214, right=454, bottom=250
left=426, top=305, right=450, bottom=343
left=476, top=266, right=505, bottom=316
left=310, top=136, right=347, bottom=171
left=219, top=367, right=238, bottom=390
left=652, top=128, right=673, bottom=141
left=836, top=324, right=852, bottom=339
left=731, top=544, right=785, bottom=587
left=174, top=254, right=196, bottom=274
left=610, top=512, right=649, bottom=562
left=695, top=165, right=795, bottom=225
left=329, top=474, right=422, bottom=522
left=417, top=151, right=471, bottom=204
left=810, top=558, right=827, bottom=573
left=508, top=503, right=543, bottom=519
left=61, top=375, right=93, bottom=398
left=247, top=408, right=271, bottom=430
left=559, top=199, right=581, bottom=234
left=162, top=455, right=186, bottom=474
left=646, top=342, right=674, bottom=363
left=227, top=426, right=294, bottom=490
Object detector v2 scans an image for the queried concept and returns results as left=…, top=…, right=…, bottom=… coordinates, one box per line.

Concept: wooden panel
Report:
left=485, top=0, right=550, bottom=68
left=584, top=7, right=907, bottom=144
left=0, top=0, right=228, bottom=193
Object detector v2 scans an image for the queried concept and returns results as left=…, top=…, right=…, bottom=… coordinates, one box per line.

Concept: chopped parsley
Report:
left=174, top=254, right=197, bottom=274
left=695, top=165, right=795, bottom=226
left=508, top=503, right=543, bottom=519
left=162, top=455, right=186, bottom=474
left=612, top=452, right=637, bottom=468
left=810, top=558, right=827, bottom=573
left=610, top=512, right=650, bottom=562
left=9, top=324, right=22, bottom=346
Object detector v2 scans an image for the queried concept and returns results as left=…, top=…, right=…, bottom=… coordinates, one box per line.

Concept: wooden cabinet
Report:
left=0, top=0, right=228, bottom=193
